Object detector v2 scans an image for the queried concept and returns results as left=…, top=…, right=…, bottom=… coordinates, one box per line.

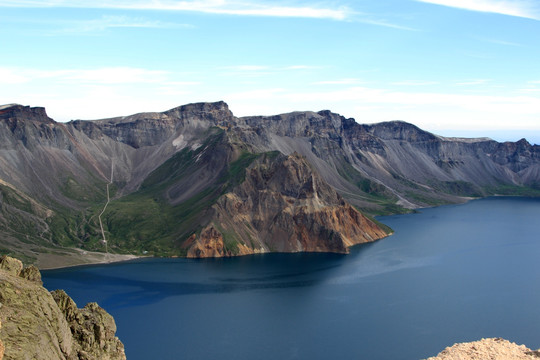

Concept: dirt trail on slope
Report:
left=98, top=160, right=114, bottom=252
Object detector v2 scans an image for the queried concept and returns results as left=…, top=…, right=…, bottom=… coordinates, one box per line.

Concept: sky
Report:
left=1, top=0, right=540, bottom=144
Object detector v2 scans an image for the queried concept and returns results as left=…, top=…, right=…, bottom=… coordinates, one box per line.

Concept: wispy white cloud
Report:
left=20, top=15, right=193, bottom=35
left=391, top=80, right=439, bottom=86
left=520, top=81, right=540, bottom=93
left=356, top=17, right=418, bottom=31
left=0, top=68, right=30, bottom=84
left=58, top=15, right=191, bottom=33
left=0, top=0, right=351, bottom=20
left=476, top=37, right=523, bottom=46
left=415, top=0, right=540, bottom=20
left=0, top=66, right=170, bottom=85
left=283, top=65, right=322, bottom=70
left=455, top=79, right=491, bottom=86
left=314, top=78, right=364, bottom=85
left=219, top=64, right=324, bottom=78
left=226, top=88, right=286, bottom=100
left=0, top=1, right=417, bottom=29
left=223, top=65, right=270, bottom=72
left=63, top=67, right=170, bottom=84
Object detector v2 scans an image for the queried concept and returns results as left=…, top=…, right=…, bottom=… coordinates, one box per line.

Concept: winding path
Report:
left=98, top=160, right=114, bottom=253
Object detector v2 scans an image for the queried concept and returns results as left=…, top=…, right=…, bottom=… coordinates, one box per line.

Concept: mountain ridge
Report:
left=0, top=101, right=538, bottom=267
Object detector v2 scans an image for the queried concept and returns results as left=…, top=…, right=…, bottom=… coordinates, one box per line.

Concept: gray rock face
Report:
left=51, top=290, right=125, bottom=360
left=240, top=111, right=540, bottom=210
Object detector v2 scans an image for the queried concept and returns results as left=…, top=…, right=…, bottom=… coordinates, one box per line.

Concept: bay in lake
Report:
left=42, top=197, right=540, bottom=360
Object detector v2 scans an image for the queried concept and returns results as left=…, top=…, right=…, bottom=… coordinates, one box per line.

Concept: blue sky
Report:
left=1, top=0, right=540, bottom=143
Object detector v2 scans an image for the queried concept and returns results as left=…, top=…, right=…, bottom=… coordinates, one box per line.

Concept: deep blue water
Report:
left=42, top=197, right=540, bottom=360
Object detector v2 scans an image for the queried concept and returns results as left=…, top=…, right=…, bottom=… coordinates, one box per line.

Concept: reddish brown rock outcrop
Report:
left=184, top=153, right=390, bottom=257
left=185, top=226, right=229, bottom=258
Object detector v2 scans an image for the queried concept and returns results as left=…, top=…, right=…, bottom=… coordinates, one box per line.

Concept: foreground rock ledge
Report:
left=427, top=338, right=540, bottom=360
left=0, top=255, right=126, bottom=360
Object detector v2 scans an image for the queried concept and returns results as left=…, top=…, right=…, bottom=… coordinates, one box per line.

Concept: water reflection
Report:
left=44, top=252, right=355, bottom=309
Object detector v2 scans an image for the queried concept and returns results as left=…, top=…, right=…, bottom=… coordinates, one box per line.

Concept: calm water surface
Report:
left=42, top=197, right=540, bottom=359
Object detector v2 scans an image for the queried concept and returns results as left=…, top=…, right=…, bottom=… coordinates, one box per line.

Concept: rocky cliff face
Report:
left=0, top=101, right=539, bottom=265
left=239, top=113, right=540, bottom=211
left=0, top=255, right=125, bottom=360
left=184, top=153, right=388, bottom=257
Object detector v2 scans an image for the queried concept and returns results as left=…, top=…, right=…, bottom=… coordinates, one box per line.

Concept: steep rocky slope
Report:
left=0, top=255, right=125, bottom=359
left=184, top=152, right=388, bottom=257
left=238, top=112, right=540, bottom=211
left=427, top=338, right=540, bottom=360
left=0, top=102, right=538, bottom=265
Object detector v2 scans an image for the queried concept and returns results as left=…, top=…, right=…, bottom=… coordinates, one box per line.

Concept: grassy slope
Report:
left=95, top=130, right=263, bottom=256
left=335, top=159, right=409, bottom=215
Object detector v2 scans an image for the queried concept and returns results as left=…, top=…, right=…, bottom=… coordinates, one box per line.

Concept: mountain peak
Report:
left=162, top=100, right=235, bottom=126
left=0, top=103, right=23, bottom=110
left=0, top=104, right=54, bottom=124
left=165, top=100, right=231, bottom=115
left=365, top=120, right=437, bottom=141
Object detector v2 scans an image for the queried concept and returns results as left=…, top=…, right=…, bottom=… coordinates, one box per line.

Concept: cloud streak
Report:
left=0, top=66, right=171, bottom=85
left=0, top=0, right=351, bottom=20
left=415, top=0, right=540, bottom=20
left=356, top=16, right=418, bottom=31
left=455, top=79, right=491, bottom=86
left=314, top=78, right=364, bottom=85
left=51, top=15, right=191, bottom=34
left=391, top=80, right=439, bottom=86
left=477, top=37, right=523, bottom=46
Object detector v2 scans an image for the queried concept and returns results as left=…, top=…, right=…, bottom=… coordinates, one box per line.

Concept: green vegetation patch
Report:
left=0, top=184, right=35, bottom=214
left=59, top=176, right=106, bottom=203
left=365, top=215, right=394, bottom=235
left=219, top=152, right=259, bottom=191
left=404, top=191, right=447, bottom=207
left=335, top=158, right=407, bottom=216
left=47, top=209, right=86, bottom=247
left=427, top=179, right=482, bottom=197
left=213, top=223, right=241, bottom=255
left=337, top=158, right=393, bottom=201
left=483, top=183, right=540, bottom=197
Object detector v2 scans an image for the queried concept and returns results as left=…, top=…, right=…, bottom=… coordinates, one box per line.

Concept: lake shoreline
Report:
left=39, top=195, right=538, bottom=270
left=37, top=250, right=141, bottom=270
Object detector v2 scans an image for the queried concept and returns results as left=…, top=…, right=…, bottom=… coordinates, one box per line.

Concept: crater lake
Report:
left=42, top=197, right=540, bottom=359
